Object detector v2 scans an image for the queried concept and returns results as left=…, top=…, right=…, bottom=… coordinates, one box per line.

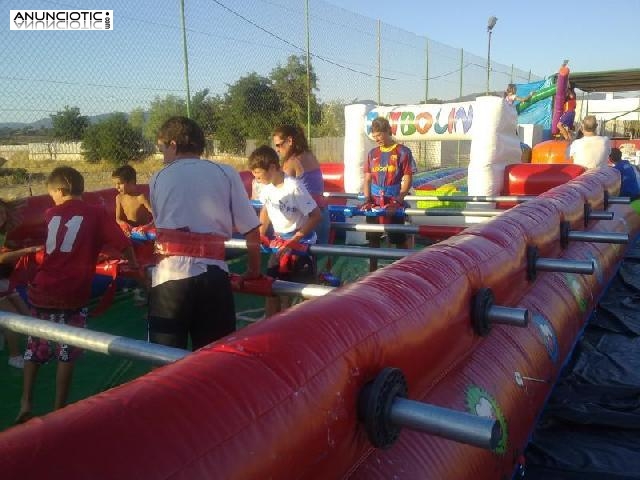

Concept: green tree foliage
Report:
left=216, top=73, right=283, bottom=153
left=128, top=108, right=146, bottom=132
left=51, top=106, right=89, bottom=141
left=81, top=113, right=145, bottom=165
left=270, top=55, right=321, bottom=127
left=315, top=101, right=346, bottom=137
left=191, top=89, right=222, bottom=137
left=144, top=95, right=186, bottom=140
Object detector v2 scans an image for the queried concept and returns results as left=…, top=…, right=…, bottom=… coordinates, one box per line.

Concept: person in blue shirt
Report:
left=610, top=147, right=640, bottom=200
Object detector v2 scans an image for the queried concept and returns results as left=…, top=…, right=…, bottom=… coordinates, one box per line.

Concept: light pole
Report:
left=486, top=16, right=497, bottom=95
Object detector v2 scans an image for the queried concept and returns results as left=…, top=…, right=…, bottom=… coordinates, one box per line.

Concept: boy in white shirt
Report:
left=249, top=146, right=321, bottom=317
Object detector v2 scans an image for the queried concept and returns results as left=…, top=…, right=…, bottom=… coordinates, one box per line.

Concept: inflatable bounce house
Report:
left=0, top=85, right=638, bottom=479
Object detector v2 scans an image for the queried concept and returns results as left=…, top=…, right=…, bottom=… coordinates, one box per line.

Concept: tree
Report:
left=191, top=89, right=223, bottom=137
left=315, top=101, right=346, bottom=137
left=270, top=55, right=321, bottom=128
left=216, top=73, right=283, bottom=153
left=51, top=106, right=88, bottom=141
left=144, top=95, right=186, bottom=140
left=128, top=108, right=146, bottom=132
left=82, top=113, right=144, bottom=165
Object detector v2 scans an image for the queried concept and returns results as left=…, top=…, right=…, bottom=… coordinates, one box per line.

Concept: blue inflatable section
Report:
left=517, top=78, right=554, bottom=141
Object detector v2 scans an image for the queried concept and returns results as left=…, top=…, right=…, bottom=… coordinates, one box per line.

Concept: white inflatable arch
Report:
left=343, top=97, right=522, bottom=197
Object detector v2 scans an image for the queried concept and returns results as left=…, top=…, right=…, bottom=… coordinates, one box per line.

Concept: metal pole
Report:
left=487, top=305, right=529, bottom=327
left=389, top=397, right=500, bottom=450
left=332, top=223, right=420, bottom=234
left=458, top=48, right=463, bottom=166
left=224, top=238, right=412, bottom=260
left=486, top=29, right=492, bottom=95
left=322, top=192, right=630, bottom=205
left=323, top=192, right=536, bottom=203
left=0, top=313, right=189, bottom=365
left=424, top=37, right=429, bottom=102
left=608, top=196, right=631, bottom=204
left=305, top=0, right=311, bottom=139
left=535, top=257, right=594, bottom=274
left=377, top=19, right=381, bottom=105
left=587, top=211, right=614, bottom=221
left=179, top=0, right=192, bottom=118
left=272, top=280, right=334, bottom=297
left=510, top=64, right=514, bottom=83
left=403, top=208, right=503, bottom=217
left=567, top=231, right=629, bottom=244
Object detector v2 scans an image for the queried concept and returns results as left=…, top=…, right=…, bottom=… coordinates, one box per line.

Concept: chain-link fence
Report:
left=2, top=0, right=542, bottom=171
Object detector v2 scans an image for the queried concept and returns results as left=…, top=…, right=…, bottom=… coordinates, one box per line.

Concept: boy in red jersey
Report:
left=362, top=117, right=415, bottom=270
left=16, top=166, right=138, bottom=424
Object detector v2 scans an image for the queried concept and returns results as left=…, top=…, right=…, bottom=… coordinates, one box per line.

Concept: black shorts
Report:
left=365, top=214, right=407, bottom=245
left=148, top=265, right=235, bottom=350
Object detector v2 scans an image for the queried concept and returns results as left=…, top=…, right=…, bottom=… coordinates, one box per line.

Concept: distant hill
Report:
left=0, top=112, right=133, bottom=131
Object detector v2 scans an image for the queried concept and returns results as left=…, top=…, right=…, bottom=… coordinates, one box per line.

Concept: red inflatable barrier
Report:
left=320, top=162, right=345, bottom=193
left=498, top=163, right=587, bottom=209
left=0, top=168, right=636, bottom=480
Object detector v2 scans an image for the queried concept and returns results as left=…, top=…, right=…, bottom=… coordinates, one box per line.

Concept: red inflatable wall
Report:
left=0, top=169, right=635, bottom=480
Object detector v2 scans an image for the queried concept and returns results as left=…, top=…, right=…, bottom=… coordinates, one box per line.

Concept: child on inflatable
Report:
left=249, top=145, right=321, bottom=317
left=112, top=165, right=154, bottom=304
left=361, top=117, right=415, bottom=271
left=16, top=167, right=138, bottom=424
left=0, top=199, right=41, bottom=369
left=557, top=85, right=577, bottom=141
left=112, top=165, right=153, bottom=233
left=610, top=147, right=640, bottom=200
left=503, top=83, right=533, bottom=106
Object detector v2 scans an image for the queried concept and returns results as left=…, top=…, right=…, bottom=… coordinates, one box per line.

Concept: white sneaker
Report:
left=8, top=356, right=24, bottom=369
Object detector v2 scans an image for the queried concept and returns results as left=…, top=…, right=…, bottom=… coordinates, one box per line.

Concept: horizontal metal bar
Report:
left=389, top=397, right=500, bottom=450
left=272, top=280, right=334, bottom=297
left=322, top=192, right=536, bottom=203
left=225, top=238, right=412, bottom=260
left=568, top=231, right=629, bottom=244
left=0, top=313, right=189, bottom=365
left=487, top=305, right=529, bottom=327
left=403, top=208, right=503, bottom=217
left=322, top=193, right=632, bottom=206
left=331, top=223, right=420, bottom=234
left=536, top=257, right=594, bottom=274
left=587, top=211, right=614, bottom=220
left=608, top=196, right=631, bottom=204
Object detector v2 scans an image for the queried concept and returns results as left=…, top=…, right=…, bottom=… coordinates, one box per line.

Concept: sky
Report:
left=2, top=0, right=639, bottom=125
left=333, top=0, right=639, bottom=76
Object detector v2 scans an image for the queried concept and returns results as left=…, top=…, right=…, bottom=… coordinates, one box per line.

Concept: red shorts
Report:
left=24, top=307, right=88, bottom=363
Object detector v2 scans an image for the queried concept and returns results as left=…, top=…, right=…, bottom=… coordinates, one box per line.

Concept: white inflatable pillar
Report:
left=468, top=97, right=522, bottom=198
left=343, top=103, right=376, bottom=194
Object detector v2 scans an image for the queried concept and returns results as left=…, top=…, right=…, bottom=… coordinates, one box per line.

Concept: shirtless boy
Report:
left=112, top=165, right=153, bottom=229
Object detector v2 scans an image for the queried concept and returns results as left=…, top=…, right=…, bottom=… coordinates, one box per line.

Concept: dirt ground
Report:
left=0, top=154, right=249, bottom=200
